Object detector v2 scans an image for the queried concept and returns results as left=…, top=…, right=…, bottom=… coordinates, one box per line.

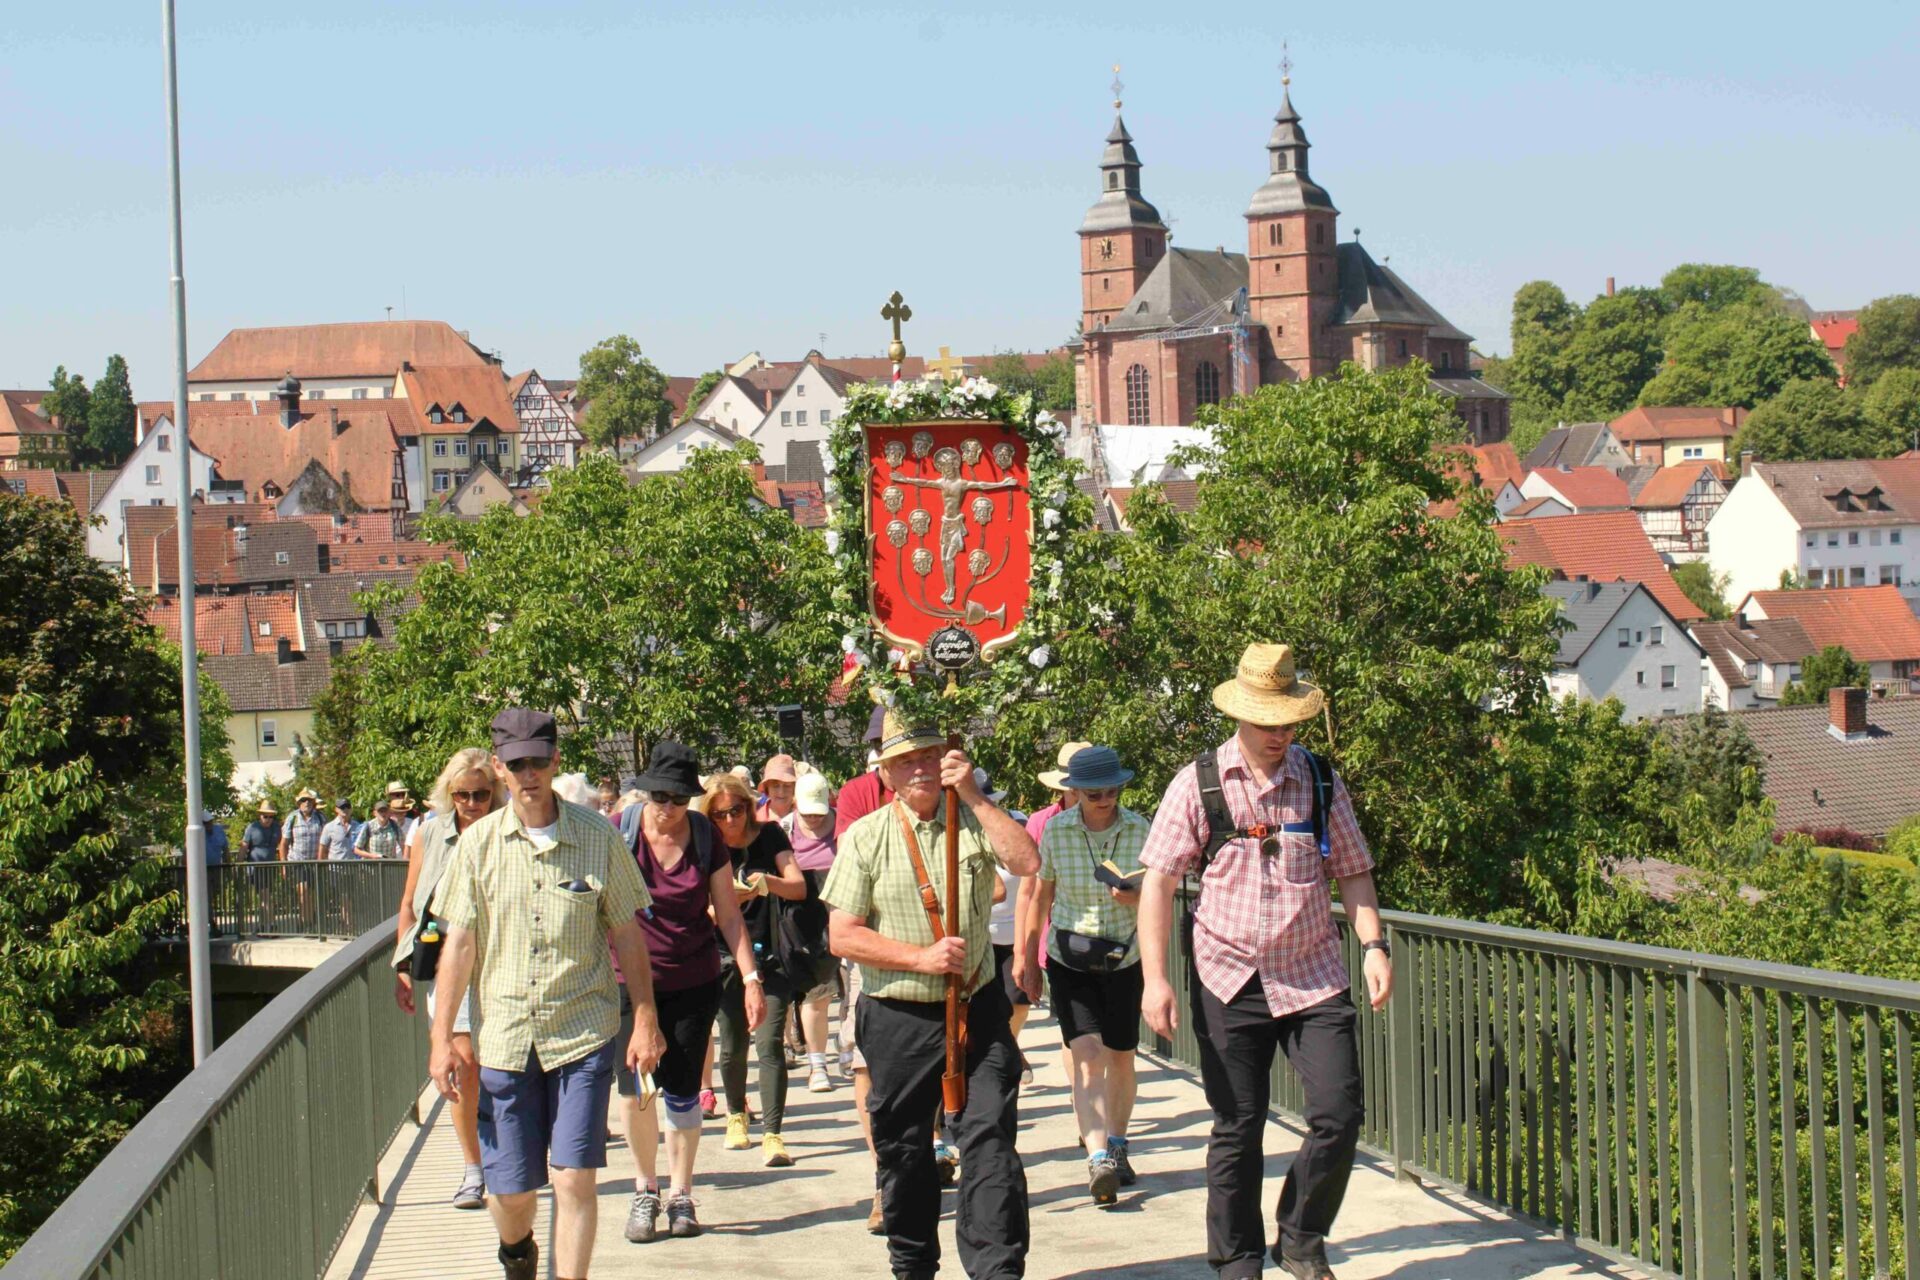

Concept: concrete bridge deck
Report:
left=327, top=1006, right=1645, bottom=1280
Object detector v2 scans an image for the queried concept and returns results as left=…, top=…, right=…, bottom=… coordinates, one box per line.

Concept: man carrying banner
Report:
left=823, top=710, right=1040, bottom=1280
left=1136, top=644, right=1393, bottom=1280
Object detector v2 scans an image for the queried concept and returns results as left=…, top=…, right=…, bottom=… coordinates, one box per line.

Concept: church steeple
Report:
left=1078, top=67, right=1168, bottom=334
left=1244, top=68, right=1336, bottom=217
left=1079, top=69, right=1166, bottom=235
left=1244, top=53, right=1341, bottom=382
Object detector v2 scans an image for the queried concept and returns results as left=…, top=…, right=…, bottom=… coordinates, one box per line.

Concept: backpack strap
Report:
left=631, top=806, right=719, bottom=880
left=1301, top=749, right=1334, bottom=860
left=1194, top=748, right=1236, bottom=877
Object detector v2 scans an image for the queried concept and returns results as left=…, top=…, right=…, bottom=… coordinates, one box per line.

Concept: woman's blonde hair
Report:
left=702, top=772, right=761, bottom=839
left=428, top=747, right=504, bottom=815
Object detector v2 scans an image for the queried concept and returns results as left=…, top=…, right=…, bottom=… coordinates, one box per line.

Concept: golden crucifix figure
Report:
left=894, top=446, right=1019, bottom=605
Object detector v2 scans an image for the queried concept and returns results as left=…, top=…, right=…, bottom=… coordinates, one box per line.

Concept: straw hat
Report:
left=1212, top=643, right=1325, bottom=727
left=1037, top=740, right=1093, bottom=792
left=256, top=798, right=278, bottom=815
left=873, top=709, right=944, bottom=764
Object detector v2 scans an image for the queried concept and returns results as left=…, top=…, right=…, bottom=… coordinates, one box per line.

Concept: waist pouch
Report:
left=408, top=914, right=443, bottom=982
left=1053, top=926, right=1131, bottom=975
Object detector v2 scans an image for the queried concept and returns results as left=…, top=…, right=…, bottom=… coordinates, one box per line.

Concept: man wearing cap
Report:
left=1017, top=745, right=1151, bottom=1205
left=356, top=799, right=403, bottom=860
left=429, top=708, right=666, bottom=1280
left=1137, top=644, right=1391, bottom=1280
left=823, top=711, right=1040, bottom=1280
left=319, top=799, right=356, bottom=861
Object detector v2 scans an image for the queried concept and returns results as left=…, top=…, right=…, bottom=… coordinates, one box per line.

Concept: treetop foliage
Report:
left=575, top=335, right=671, bottom=452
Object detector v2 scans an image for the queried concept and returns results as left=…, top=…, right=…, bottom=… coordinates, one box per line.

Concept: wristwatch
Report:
left=1362, top=939, right=1391, bottom=958
left=743, top=970, right=765, bottom=985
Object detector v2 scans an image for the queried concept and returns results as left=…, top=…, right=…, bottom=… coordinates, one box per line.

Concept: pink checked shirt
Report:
left=1140, top=735, right=1373, bottom=1017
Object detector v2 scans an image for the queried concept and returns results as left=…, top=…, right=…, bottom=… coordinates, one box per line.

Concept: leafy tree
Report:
left=575, top=335, right=671, bottom=453
left=0, top=493, right=226, bottom=1257
left=1884, top=815, right=1920, bottom=865
left=680, top=369, right=725, bottom=423
left=330, top=449, right=844, bottom=793
left=1657, top=263, right=1773, bottom=313
left=297, top=645, right=365, bottom=806
left=1733, top=378, right=1901, bottom=461
left=1635, top=362, right=1714, bottom=407
left=982, top=351, right=1076, bottom=411
left=1861, top=366, right=1920, bottom=452
left=86, top=355, right=136, bottom=464
left=41, top=366, right=91, bottom=463
left=1671, top=560, right=1731, bottom=619
left=1655, top=704, right=1765, bottom=829
left=1779, top=644, right=1869, bottom=705
left=1843, top=294, right=1920, bottom=389
left=1502, top=400, right=1560, bottom=462
left=1647, top=302, right=1834, bottom=409
left=1503, top=280, right=1580, bottom=413
left=1560, top=287, right=1667, bottom=418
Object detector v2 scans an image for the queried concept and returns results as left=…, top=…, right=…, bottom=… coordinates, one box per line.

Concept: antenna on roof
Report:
left=385, top=306, right=393, bottom=321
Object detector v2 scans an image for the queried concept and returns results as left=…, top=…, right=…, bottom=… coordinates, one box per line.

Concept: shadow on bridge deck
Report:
left=327, top=1007, right=1645, bottom=1280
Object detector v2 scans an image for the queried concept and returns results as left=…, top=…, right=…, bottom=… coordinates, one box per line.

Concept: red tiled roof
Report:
left=124, top=502, right=278, bottom=589
left=664, top=376, right=699, bottom=415
left=137, top=399, right=405, bottom=512
left=1506, top=495, right=1564, bottom=517
left=396, top=366, right=522, bottom=436
left=1738, top=586, right=1920, bottom=664
left=152, top=520, right=320, bottom=590
left=1528, top=466, right=1632, bottom=511
left=1, top=391, right=63, bottom=438
left=143, top=592, right=301, bottom=657
left=54, top=470, right=113, bottom=513
left=188, top=320, right=492, bottom=382
left=321, top=540, right=461, bottom=573
left=1629, top=463, right=1728, bottom=511
left=1811, top=316, right=1858, bottom=356
left=1609, top=406, right=1745, bottom=444
left=1, top=468, right=65, bottom=501
left=1502, top=510, right=1704, bottom=621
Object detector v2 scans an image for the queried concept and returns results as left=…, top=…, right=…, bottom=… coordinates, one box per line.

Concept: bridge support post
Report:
left=1686, top=971, right=1733, bottom=1276
left=1388, top=931, right=1419, bottom=1181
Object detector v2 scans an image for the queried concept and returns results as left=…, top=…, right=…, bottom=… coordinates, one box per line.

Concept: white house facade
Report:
left=1542, top=580, right=1706, bottom=721
left=748, top=362, right=851, bottom=471
left=86, top=419, right=232, bottom=566
left=623, top=419, right=746, bottom=475
left=1706, top=460, right=1920, bottom=606
left=690, top=375, right=768, bottom=438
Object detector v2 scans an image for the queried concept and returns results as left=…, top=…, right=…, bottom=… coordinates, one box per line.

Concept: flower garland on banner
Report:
left=824, top=377, right=1096, bottom=728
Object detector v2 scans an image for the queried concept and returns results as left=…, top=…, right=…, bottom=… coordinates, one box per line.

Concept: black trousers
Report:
left=859, top=977, right=1028, bottom=1280
left=716, top=962, right=801, bottom=1131
left=1192, top=977, right=1364, bottom=1278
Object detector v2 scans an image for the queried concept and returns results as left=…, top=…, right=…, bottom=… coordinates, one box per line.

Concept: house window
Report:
left=796, top=384, right=805, bottom=397
left=1650, top=625, right=1664, bottom=646
left=433, top=473, right=451, bottom=492
left=1617, top=627, right=1631, bottom=648
left=1894, top=531, right=1905, bottom=544
left=324, top=622, right=338, bottom=638
left=228, top=392, right=244, bottom=401
left=274, top=550, right=289, bottom=565
left=1849, top=566, right=1867, bottom=586
left=157, top=435, right=171, bottom=452
left=146, top=465, right=161, bottom=484
left=260, top=720, right=277, bottom=747
left=1881, top=565, right=1902, bottom=586
left=474, top=439, right=490, bottom=457
left=197, top=393, right=213, bottom=402
left=820, top=410, right=833, bottom=425
left=1635, top=671, right=1647, bottom=687
left=796, top=410, right=808, bottom=427
left=382, top=387, right=393, bottom=398
left=432, top=440, right=447, bottom=456
left=1683, top=446, right=1702, bottom=459
left=454, top=439, right=468, bottom=456
left=1660, top=665, right=1677, bottom=689
left=676, top=441, right=688, bottom=453
left=309, top=389, right=325, bottom=399
left=1805, top=535, right=1817, bottom=547
left=1439, top=351, right=1451, bottom=370
left=1849, top=531, right=1861, bottom=546
left=782, top=411, right=792, bottom=427
left=497, top=440, right=510, bottom=458
left=257, top=621, right=271, bottom=636
left=1195, top=361, right=1221, bottom=407
left=1828, top=533, right=1840, bottom=546
left=1871, top=530, right=1883, bottom=546
left=430, top=408, right=444, bottom=424
left=353, top=388, right=368, bottom=400
left=1124, top=364, right=1150, bottom=425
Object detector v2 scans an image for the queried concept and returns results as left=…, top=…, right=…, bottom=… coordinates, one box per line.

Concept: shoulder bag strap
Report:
left=891, top=800, right=947, bottom=941
left=1194, top=749, right=1235, bottom=874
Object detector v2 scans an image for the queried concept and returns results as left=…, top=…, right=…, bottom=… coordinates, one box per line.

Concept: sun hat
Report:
left=1037, top=740, right=1094, bottom=792
left=795, top=772, right=833, bottom=817
left=1212, top=642, right=1325, bottom=727
left=874, top=709, right=945, bottom=764
left=634, top=741, right=704, bottom=797
left=385, top=779, right=411, bottom=796
left=488, top=708, right=558, bottom=766
left=256, top=799, right=278, bottom=814
left=971, top=767, right=1008, bottom=804
left=295, top=788, right=319, bottom=803
left=1060, top=745, right=1135, bottom=792
left=761, top=753, right=798, bottom=785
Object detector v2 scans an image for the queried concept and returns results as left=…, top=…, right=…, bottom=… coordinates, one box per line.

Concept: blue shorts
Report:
left=476, top=1039, right=616, bottom=1195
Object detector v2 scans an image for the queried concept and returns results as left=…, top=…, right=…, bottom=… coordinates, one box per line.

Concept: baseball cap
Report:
left=795, top=772, right=832, bottom=816
left=490, top=708, right=558, bottom=765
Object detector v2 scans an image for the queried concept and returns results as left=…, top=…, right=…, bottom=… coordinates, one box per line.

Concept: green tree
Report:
left=1657, top=263, right=1774, bottom=312
left=1733, top=378, right=1901, bottom=461
left=575, top=335, right=671, bottom=453
left=87, top=354, right=137, bottom=464
left=41, top=366, right=92, bottom=463
left=0, top=492, right=218, bottom=1258
left=982, top=351, right=1076, bottom=411
left=1656, top=704, right=1765, bottom=829
left=1779, top=644, right=1869, bottom=705
left=1843, top=294, right=1920, bottom=389
left=1503, top=280, right=1580, bottom=414
left=1502, top=400, right=1560, bottom=462
left=1861, top=366, right=1920, bottom=452
left=330, top=449, right=844, bottom=792
left=1671, top=561, right=1731, bottom=619
left=679, top=369, right=725, bottom=423
left=1634, top=362, right=1714, bottom=407
left=1648, top=301, right=1834, bottom=408
left=1560, top=287, right=1667, bottom=417
left=297, top=645, right=365, bottom=806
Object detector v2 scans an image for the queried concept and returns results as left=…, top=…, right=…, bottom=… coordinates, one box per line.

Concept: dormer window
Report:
left=429, top=406, right=445, bottom=425
left=451, top=405, right=468, bottom=424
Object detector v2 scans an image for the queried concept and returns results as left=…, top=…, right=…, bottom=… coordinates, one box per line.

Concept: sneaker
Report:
left=933, top=1140, right=959, bottom=1186
left=867, top=1173, right=886, bottom=1234
left=498, top=1238, right=539, bottom=1280
left=624, top=1190, right=662, bottom=1243
left=762, top=1132, right=794, bottom=1167
left=451, top=1168, right=486, bottom=1209
left=808, top=1066, right=833, bottom=1093
left=666, top=1191, right=702, bottom=1238
left=698, top=1088, right=717, bottom=1119
left=724, top=1111, right=750, bottom=1150
left=1088, top=1151, right=1120, bottom=1205
left=1107, top=1136, right=1137, bottom=1186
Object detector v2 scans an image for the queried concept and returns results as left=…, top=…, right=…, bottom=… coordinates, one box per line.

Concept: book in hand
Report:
left=1094, top=861, right=1146, bottom=891
left=733, top=872, right=768, bottom=898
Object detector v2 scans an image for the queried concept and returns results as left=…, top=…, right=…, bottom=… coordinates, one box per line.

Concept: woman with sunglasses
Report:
left=616, top=742, right=766, bottom=1244
left=705, top=770, right=807, bottom=1168
left=393, top=746, right=504, bottom=1211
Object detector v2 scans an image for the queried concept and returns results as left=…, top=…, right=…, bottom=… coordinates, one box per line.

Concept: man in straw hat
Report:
left=822, top=709, right=1039, bottom=1280
left=1137, top=643, right=1392, bottom=1280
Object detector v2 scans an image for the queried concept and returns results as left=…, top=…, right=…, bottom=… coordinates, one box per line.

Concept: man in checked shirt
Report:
left=1138, top=644, right=1392, bottom=1280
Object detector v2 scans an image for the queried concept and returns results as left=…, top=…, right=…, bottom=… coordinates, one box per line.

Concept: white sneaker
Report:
left=808, top=1066, right=833, bottom=1093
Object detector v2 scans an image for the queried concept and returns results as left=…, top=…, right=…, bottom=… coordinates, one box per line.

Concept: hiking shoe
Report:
left=666, top=1192, right=702, bottom=1238
left=763, top=1132, right=794, bottom=1167
left=1088, top=1151, right=1120, bottom=1205
left=1107, top=1136, right=1137, bottom=1186
left=698, top=1088, right=718, bottom=1119
left=808, top=1066, right=833, bottom=1093
left=498, top=1238, right=538, bottom=1280
left=1278, top=1257, right=1338, bottom=1280
left=934, top=1140, right=959, bottom=1186
left=451, top=1168, right=486, bottom=1209
left=624, top=1189, right=662, bottom=1243
left=724, top=1112, right=751, bottom=1150
left=868, top=1173, right=886, bottom=1234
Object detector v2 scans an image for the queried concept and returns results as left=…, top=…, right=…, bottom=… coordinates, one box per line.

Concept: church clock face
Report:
left=1099, top=238, right=1115, bottom=261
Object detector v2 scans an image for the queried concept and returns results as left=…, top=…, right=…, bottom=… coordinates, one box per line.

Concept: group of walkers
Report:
left=401, top=642, right=1393, bottom=1280
left=208, top=779, right=426, bottom=867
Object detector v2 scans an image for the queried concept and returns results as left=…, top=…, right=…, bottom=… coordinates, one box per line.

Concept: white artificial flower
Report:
left=887, top=647, right=906, bottom=668
left=851, top=649, right=872, bottom=667
left=1028, top=645, right=1051, bottom=670
left=841, top=633, right=858, bottom=653
left=1049, top=559, right=1064, bottom=577
left=1041, top=508, right=1061, bottom=529
left=825, top=529, right=841, bottom=555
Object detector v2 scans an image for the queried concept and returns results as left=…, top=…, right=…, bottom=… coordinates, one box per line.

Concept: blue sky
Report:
left=4, top=1, right=1916, bottom=395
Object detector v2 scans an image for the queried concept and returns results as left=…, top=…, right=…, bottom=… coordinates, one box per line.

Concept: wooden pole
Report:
left=942, top=731, right=966, bottom=1115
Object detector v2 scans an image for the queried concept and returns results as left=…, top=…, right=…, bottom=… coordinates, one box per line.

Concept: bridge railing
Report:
left=158, top=860, right=411, bottom=938
left=0, top=920, right=429, bottom=1280
left=1151, top=897, right=1920, bottom=1280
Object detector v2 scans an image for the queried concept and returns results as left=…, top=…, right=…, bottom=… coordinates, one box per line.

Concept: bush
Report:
left=1885, top=815, right=1920, bottom=865
left=1782, top=825, right=1880, bottom=852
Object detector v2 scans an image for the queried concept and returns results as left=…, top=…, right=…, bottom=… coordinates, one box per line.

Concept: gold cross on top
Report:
left=882, top=291, right=912, bottom=364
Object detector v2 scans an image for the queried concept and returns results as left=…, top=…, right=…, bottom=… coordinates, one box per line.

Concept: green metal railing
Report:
left=1151, top=898, right=1920, bottom=1280
left=161, top=861, right=410, bottom=938
left=0, top=921, right=429, bottom=1280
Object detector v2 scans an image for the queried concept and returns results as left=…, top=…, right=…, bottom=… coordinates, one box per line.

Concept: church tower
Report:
left=1244, top=66, right=1339, bottom=381
left=1078, top=71, right=1168, bottom=335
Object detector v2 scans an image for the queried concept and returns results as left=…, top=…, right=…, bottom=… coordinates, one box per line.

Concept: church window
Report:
left=1398, top=338, right=1409, bottom=358
left=1269, top=224, right=1282, bottom=247
left=1103, top=278, right=1110, bottom=292
left=1124, top=364, right=1150, bottom=425
left=1277, top=153, right=1289, bottom=171
left=1439, top=351, right=1452, bottom=370
left=1315, top=224, right=1326, bottom=245
left=1108, top=173, right=1118, bottom=190
left=1195, top=362, right=1221, bottom=407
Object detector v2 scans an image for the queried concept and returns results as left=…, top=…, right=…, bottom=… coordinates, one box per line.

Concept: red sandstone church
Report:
left=1070, top=80, right=1510, bottom=443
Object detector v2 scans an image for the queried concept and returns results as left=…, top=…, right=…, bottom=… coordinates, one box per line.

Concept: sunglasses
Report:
left=709, top=806, right=749, bottom=821
left=1079, top=787, right=1121, bottom=801
left=451, top=789, right=492, bottom=804
left=506, top=756, right=553, bottom=774
left=648, top=791, right=691, bottom=808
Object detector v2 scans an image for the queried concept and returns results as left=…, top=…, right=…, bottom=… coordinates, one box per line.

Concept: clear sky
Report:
left=4, top=1, right=1916, bottom=396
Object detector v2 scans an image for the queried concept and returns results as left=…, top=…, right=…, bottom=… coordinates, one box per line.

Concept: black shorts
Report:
left=1047, top=959, right=1143, bottom=1052
left=993, top=943, right=1031, bottom=1007
left=618, top=978, right=720, bottom=1098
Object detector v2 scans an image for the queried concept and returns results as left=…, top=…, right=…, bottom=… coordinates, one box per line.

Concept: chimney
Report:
left=233, top=523, right=248, bottom=548
left=275, top=636, right=293, bottom=665
left=1828, top=686, right=1868, bottom=740
left=1734, top=610, right=1749, bottom=630
left=1740, top=449, right=1754, bottom=478
left=1605, top=277, right=1616, bottom=297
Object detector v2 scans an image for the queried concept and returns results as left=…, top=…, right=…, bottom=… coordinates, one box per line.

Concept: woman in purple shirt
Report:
left=616, top=742, right=766, bottom=1245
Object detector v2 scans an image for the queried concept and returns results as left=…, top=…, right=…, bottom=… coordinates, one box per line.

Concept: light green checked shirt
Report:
left=1039, top=805, right=1149, bottom=967
left=436, top=798, right=652, bottom=1072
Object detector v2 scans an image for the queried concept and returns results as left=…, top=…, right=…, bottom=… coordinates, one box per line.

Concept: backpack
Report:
left=632, top=806, right=719, bottom=879
left=772, top=880, right=832, bottom=991
left=1184, top=745, right=1334, bottom=944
